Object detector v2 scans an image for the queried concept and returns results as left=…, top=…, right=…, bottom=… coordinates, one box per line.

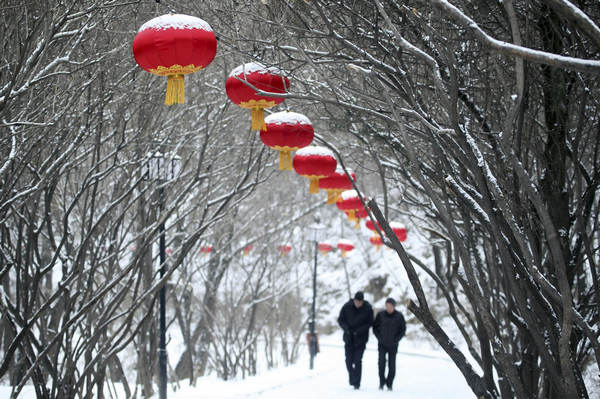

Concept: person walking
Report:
left=337, top=291, right=373, bottom=390
left=373, top=297, right=406, bottom=391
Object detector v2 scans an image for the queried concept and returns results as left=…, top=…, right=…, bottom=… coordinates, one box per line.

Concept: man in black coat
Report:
left=337, top=291, right=373, bottom=390
left=373, top=297, right=406, bottom=391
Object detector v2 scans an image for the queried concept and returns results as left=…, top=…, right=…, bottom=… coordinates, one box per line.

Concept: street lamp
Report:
left=145, top=151, right=181, bottom=399
left=307, top=216, right=326, bottom=370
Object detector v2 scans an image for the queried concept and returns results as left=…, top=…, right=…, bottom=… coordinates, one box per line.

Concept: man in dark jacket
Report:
left=337, top=291, right=373, bottom=390
left=373, top=297, right=406, bottom=391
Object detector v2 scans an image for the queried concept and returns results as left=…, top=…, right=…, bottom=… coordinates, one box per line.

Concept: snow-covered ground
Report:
left=0, top=332, right=474, bottom=399
left=160, top=332, right=473, bottom=399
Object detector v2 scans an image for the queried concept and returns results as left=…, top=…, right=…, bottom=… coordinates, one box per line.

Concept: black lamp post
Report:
left=307, top=217, right=326, bottom=370
left=146, top=152, right=181, bottom=399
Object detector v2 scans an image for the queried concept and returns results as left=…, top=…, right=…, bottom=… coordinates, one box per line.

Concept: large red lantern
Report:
left=226, top=63, right=290, bottom=131
left=243, top=244, right=253, bottom=256
left=318, top=167, right=356, bottom=204
left=337, top=239, right=355, bottom=258
left=292, top=146, right=337, bottom=194
left=336, top=190, right=367, bottom=222
left=279, top=244, right=292, bottom=257
left=133, top=14, right=217, bottom=105
left=261, top=111, right=314, bottom=171
left=317, top=242, right=333, bottom=255
left=390, top=222, right=407, bottom=242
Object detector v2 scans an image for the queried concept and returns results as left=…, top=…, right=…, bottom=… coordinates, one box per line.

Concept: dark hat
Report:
left=354, top=291, right=364, bottom=301
left=385, top=297, right=396, bottom=306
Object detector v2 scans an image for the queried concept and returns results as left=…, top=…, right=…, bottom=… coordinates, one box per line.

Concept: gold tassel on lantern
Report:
left=251, top=108, right=266, bottom=131
left=308, top=177, right=320, bottom=194
left=346, top=209, right=356, bottom=222
left=165, top=74, right=185, bottom=105
left=341, top=250, right=347, bottom=258
left=279, top=151, right=293, bottom=171
left=326, top=191, right=337, bottom=205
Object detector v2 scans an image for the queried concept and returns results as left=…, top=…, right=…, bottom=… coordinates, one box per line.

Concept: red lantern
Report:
left=279, top=244, right=292, bottom=257
left=200, top=245, right=213, bottom=256
left=336, top=190, right=367, bottom=222
left=317, top=242, right=333, bottom=255
left=133, top=14, right=217, bottom=105
left=318, top=167, right=356, bottom=204
left=369, top=235, right=383, bottom=251
left=226, top=63, right=290, bottom=131
left=243, top=244, right=253, bottom=256
left=351, top=208, right=369, bottom=229
left=261, top=111, right=314, bottom=171
left=337, top=239, right=355, bottom=258
left=365, top=219, right=381, bottom=234
left=390, top=222, right=407, bottom=242
left=292, top=146, right=337, bottom=194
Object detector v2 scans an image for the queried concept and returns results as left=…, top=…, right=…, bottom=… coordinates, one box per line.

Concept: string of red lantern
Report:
left=131, top=14, right=410, bottom=259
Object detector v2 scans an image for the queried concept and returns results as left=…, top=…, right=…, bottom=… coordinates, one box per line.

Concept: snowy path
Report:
left=0, top=335, right=475, bottom=399
left=169, top=335, right=475, bottom=399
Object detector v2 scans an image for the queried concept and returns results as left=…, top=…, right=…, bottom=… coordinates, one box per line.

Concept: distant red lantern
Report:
left=243, top=244, right=253, bottom=256
left=336, top=190, right=367, bottom=222
left=317, top=242, right=333, bottom=255
left=133, top=14, right=217, bottom=105
left=226, top=63, right=290, bottom=131
left=293, top=146, right=337, bottom=194
left=344, top=210, right=365, bottom=229
left=365, top=219, right=381, bottom=235
left=200, top=245, right=213, bottom=256
left=369, top=235, right=383, bottom=251
left=390, top=222, right=407, bottom=242
left=279, top=244, right=292, bottom=256
left=166, top=248, right=173, bottom=255
left=318, top=167, right=356, bottom=204
left=337, top=239, right=355, bottom=258
left=261, top=111, right=314, bottom=170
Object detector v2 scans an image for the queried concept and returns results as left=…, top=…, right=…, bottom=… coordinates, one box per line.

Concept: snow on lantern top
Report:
left=339, top=189, right=360, bottom=201
left=294, top=146, right=335, bottom=158
left=264, top=111, right=312, bottom=126
left=138, top=14, right=214, bottom=32
left=337, top=239, right=354, bottom=247
left=389, top=222, right=406, bottom=230
left=229, top=62, right=285, bottom=77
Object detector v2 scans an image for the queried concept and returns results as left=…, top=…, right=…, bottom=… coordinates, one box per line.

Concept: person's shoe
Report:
left=353, top=385, right=360, bottom=390
left=379, top=384, right=384, bottom=390
left=387, top=385, right=393, bottom=391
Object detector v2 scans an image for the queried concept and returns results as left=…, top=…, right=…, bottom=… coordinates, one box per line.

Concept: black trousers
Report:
left=378, top=344, right=398, bottom=388
left=344, top=343, right=366, bottom=387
